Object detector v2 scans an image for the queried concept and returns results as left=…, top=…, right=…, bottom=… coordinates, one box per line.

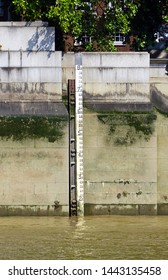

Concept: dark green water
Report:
left=0, top=216, right=167, bottom=260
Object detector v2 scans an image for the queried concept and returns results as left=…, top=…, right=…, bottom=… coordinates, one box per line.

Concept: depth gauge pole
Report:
left=75, top=53, right=84, bottom=216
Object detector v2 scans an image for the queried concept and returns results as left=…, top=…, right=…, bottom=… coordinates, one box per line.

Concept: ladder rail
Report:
left=68, top=79, right=77, bottom=216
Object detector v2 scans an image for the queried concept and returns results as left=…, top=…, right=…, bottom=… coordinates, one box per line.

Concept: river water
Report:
left=0, top=216, right=167, bottom=260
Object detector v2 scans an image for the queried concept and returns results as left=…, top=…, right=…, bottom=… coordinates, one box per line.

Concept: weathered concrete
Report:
left=84, top=110, right=158, bottom=215
left=157, top=112, right=168, bottom=214
left=85, top=204, right=157, bottom=215
left=82, top=52, right=150, bottom=105
left=0, top=22, right=68, bottom=216
left=0, top=102, right=68, bottom=116
left=62, top=52, right=75, bottom=95
left=0, top=51, right=62, bottom=101
left=62, top=52, right=151, bottom=107
left=0, top=127, right=69, bottom=216
left=0, top=21, right=55, bottom=51
left=150, top=59, right=168, bottom=111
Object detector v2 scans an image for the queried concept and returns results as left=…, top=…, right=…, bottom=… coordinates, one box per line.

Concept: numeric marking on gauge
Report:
left=75, top=55, right=84, bottom=216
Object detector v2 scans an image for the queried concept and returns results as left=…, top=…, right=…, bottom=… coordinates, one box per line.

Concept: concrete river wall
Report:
left=0, top=22, right=167, bottom=216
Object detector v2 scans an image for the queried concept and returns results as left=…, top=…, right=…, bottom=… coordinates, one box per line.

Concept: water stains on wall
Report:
left=97, top=111, right=157, bottom=145
left=0, top=116, right=68, bottom=142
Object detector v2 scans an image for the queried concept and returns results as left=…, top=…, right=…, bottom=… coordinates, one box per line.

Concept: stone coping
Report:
left=0, top=21, right=48, bottom=27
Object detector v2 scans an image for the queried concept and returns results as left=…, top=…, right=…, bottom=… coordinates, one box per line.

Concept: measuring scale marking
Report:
left=75, top=63, right=84, bottom=215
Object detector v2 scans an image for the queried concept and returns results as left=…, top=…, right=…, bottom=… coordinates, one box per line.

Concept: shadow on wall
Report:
left=26, top=27, right=55, bottom=57
left=151, top=87, right=168, bottom=112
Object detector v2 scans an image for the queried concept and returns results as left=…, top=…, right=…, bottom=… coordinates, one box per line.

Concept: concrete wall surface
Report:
left=0, top=51, right=62, bottom=101
left=0, top=21, right=55, bottom=51
left=0, top=22, right=67, bottom=216
left=2, top=109, right=168, bottom=216
left=150, top=61, right=168, bottom=112
left=0, top=126, right=69, bottom=216
left=62, top=52, right=151, bottom=107
left=157, top=112, right=168, bottom=214
left=62, top=52, right=75, bottom=95
left=84, top=110, right=158, bottom=215
left=82, top=53, right=149, bottom=102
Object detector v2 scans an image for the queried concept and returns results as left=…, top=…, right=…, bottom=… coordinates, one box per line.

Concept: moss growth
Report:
left=156, top=108, right=168, bottom=118
left=0, top=116, right=67, bottom=142
left=98, top=112, right=157, bottom=145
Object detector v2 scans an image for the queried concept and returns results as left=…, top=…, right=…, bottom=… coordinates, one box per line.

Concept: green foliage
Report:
left=12, top=0, right=140, bottom=51
left=12, top=0, right=167, bottom=51
left=163, top=15, right=168, bottom=23
left=131, top=0, right=168, bottom=50
left=0, top=116, right=67, bottom=142
left=12, top=0, right=43, bottom=20
left=48, top=0, right=83, bottom=37
left=78, top=0, right=140, bottom=51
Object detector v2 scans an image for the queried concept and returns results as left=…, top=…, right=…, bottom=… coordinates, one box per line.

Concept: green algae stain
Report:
left=97, top=112, right=157, bottom=145
left=0, top=116, right=68, bottom=142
